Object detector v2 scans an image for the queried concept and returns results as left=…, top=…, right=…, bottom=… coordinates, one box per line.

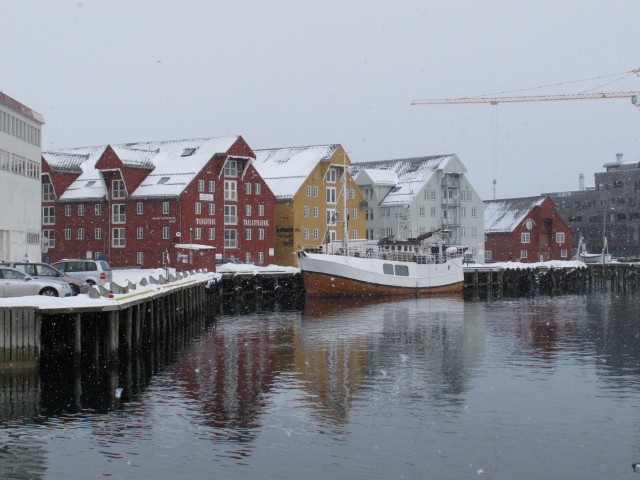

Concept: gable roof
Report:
left=43, top=136, right=241, bottom=201
left=253, top=144, right=340, bottom=200
left=484, top=196, right=545, bottom=233
left=350, top=155, right=454, bottom=206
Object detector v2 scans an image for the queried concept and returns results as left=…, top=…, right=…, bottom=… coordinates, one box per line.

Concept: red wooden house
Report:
left=41, top=136, right=276, bottom=269
left=484, top=196, right=573, bottom=263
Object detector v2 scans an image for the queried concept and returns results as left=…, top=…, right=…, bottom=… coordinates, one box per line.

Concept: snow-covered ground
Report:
left=469, top=260, right=587, bottom=270
left=0, top=264, right=300, bottom=308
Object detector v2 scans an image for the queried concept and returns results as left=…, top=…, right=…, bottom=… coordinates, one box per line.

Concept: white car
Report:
left=0, top=266, right=73, bottom=298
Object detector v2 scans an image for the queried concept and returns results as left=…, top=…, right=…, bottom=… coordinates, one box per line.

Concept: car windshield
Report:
left=37, top=264, right=62, bottom=276
left=100, top=261, right=111, bottom=271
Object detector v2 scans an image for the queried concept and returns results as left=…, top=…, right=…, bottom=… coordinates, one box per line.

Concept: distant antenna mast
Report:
left=492, top=178, right=497, bottom=200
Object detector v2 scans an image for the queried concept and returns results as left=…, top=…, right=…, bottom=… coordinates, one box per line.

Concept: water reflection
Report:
left=3, top=294, right=640, bottom=479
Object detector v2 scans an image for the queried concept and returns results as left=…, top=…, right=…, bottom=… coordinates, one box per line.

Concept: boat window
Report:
left=394, top=265, right=409, bottom=276
left=383, top=264, right=394, bottom=275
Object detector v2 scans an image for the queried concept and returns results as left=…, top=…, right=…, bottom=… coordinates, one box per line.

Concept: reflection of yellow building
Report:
left=254, top=144, right=366, bottom=266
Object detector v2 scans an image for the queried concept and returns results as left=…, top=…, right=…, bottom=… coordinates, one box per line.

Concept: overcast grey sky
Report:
left=3, top=0, right=639, bottom=200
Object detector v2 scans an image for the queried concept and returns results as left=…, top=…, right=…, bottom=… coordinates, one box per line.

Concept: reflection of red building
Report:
left=484, top=196, right=573, bottom=263
left=41, top=136, right=276, bottom=268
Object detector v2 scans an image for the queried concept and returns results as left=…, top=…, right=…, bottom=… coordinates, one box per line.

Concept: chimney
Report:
left=616, top=153, right=623, bottom=163
left=579, top=173, right=584, bottom=191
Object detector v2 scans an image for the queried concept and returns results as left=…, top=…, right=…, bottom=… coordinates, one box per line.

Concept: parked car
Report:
left=1, top=261, right=88, bottom=295
left=215, top=257, right=244, bottom=266
left=0, top=266, right=73, bottom=298
left=52, top=259, right=113, bottom=286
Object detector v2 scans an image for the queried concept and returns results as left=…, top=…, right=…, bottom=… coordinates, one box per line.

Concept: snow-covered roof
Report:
left=43, top=151, right=88, bottom=173
left=484, top=196, right=545, bottom=233
left=44, top=136, right=240, bottom=201
left=350, top=155, right=453, bottom=206
left=253, top=145, right=339, bottom=200
left=357, top=168, right=399, bottom=186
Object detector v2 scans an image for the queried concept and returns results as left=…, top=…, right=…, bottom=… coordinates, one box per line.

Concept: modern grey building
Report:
left=0, top=93, right=45, bottom=262
left=544, top=154, right=640, bottom=259
left=350, top=154, right=485, bottom=263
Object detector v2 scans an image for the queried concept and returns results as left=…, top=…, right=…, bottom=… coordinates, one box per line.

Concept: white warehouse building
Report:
left=350, top=154, right=486, bottom=263
left=0, top=92, right=45, bottom=262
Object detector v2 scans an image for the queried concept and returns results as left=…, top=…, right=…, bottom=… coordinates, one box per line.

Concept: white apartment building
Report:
left=0, top=92, right=45, bottom=262
left=350, top=154, right=486, bottom=263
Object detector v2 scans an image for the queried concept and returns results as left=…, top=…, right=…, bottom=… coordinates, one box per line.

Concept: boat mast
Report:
left=342, top=151, right=349, bottom=253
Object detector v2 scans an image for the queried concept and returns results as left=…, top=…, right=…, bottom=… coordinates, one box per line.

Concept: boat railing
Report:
left=300, top=243, right=459, bottom=265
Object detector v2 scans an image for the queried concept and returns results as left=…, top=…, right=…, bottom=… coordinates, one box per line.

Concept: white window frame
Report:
left=208, top=180, right=215, bottom=193
left=112, top=228, right=126, bottom=247
left=224, top=180, right=237, bottom=201
left=95, top=227, right=102, bottom=240
left=208, top=228, right=215, bottom=240
left=245, top=204, right=252, bottom=217
left=65, top=204, right=71, bottom=217
left=245, top=228, right=252, bottom=241
left=112, top=179, right=125, bottom=200
left=258, top=228, right=265, bottom=240
left=198, top=179, right=205, bottom=192
left=112, top=204, right=126, bottom=224
left=195, top=202, right=202, bottom=215
left=521, top=232, right=531, bottom=243
left=224, top=204, right=237, bottom=225
left=64, top=228, right=71, bottom=240
left=224, top=229, right=237, bottom=248
left=208, top=203, right=216, bottom=215
left=137, top=226, right=144, bottom=240
left=326, top=186, right=337, bottom=204
left=95, top=204, right=102, bottom=216
left=137, top=252, right=144, bottom=265
left=162, top=226, right=170, bottom=240
left=258, top=205, right=264, bottom=217
left=223, top=159, right=239, bottom=177
left=245, top=182, right=252, bottom=195
left=556, top=232, right=565, bottom=243
left=43, top=206, right=55, bottom=225
left=77, top=204, right=85, bottom=217
left=162, top=201, right=170, bottom=215
left=136, top=202, right=144, bottom=215
left=520, top=249, right=528, bottom=259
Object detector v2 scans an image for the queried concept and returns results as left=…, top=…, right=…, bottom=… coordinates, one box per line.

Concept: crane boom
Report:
left=411, top=91, right=640, bottom=105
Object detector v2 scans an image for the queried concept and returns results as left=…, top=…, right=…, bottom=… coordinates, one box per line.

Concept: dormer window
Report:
left=112, top=179, right=125, bottom=200
left=157, top=177, right=170, bottom=184
left=223, top=159, right=240, bottom=178
left=181, top=148, right=197, bottom=157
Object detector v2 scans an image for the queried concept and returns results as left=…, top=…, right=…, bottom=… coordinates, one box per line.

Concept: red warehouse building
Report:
left=41, top=136, right=277, bottom=269
left=484, top=195, right=573, bottom=263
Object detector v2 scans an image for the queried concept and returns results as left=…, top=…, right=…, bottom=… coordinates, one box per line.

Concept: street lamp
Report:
left=189, top=227, right=193, bottom=264
left=602, top=207, right=615, bottom=263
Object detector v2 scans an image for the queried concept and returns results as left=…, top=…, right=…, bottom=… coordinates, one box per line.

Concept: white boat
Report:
left=297, top=231, right=465, bottom=297
left=575, top=236, right=612, bottom=264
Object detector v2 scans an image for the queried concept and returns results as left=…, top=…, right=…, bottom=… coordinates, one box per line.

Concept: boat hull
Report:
left=298, top=251, right=464, bottom=297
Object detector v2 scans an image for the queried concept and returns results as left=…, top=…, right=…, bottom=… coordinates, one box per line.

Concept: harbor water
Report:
left=2, top=292, right=640, bottom=479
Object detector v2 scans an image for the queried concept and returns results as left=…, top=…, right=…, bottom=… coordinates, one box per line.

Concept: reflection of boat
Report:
left=297, top=229, right=465, bottom=297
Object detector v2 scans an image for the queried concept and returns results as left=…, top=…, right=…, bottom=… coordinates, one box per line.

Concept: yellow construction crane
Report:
left=411, top=90, right=640, bottom=105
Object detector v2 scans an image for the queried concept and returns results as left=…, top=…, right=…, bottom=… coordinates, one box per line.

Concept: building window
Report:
left=194, top=228, right=202, bottom=240
left=77, top=228, right=85, bottom=240
left=162, top=226, right=170, bottom=239
left=461, top=227, right=466, bottom=237
left=352, top=208, right=357, bottom=220
left=303, top=228, right=309, bottom=240
left=419, top=206, right=425, bottom=216
left=257, top=252, right=264, bottom=264
left=245, top=229, right=252, bottom=241
left=43, top=206, right=55, bottom=225
left=224, top=229, right=237, bottom=248
left=556, top=232, right=565, bottom=243
left=255, top=183, right=262, bottom=195
left=258, top=204, right=264, bottom=216
left=223, top=159, right=240, bottom=177
left=224, top=205, right=237, bottom=224
left=430, top=207, right=436, bottom=217
left=303, top=205, right=309, bottom=218
left=485, top=250, right=492, bottom=261
left=224, top=180, right=237, bottom=201
left=244, top=252, right=252, bottom=264
left=162, top=202, right=170, bottom=215
left=521, top=232, right=531, bottom=243
left=471, top=207, right=477, bottom=218
left=208, top=203, right=216, bottom=215
left=112, top=179, right=125, bottom=199
left=77, top=204, right=85, bottom=216
left=561, top=249, right=568, bottom=258
left=208, top=228, right=215, bottom=240
left=95, top=204, right=102, bottom=216
left=326, top=187, right=337, bottom=204
left=471, top=227, right=477, bottom=237
left=112, top=204, right=126, bottom=224
left=43, top=230, right=55, bottom=248
left=137, top=252, right=144, bottom=265
left=313, top=228, right=319, bottom=240
left=313, top=185, right=319, bottom=197
left=208, top=180, right=215, bottom=193
left=136, top=202, right=144, bottom=215
left=352, top=229, right=358, bottom=239
left=42, top=183, right=55, bottom=201
left=306, top=185, right=312, bottom=197
left=195, top=202, right=202, bottom=215
left=258, top=228, right=265, bottom=240
left=381, top=208, right=391, bottom=217
left=137, top=226, right=144, bottom=240
left=245, top=183, right=252, bottom=195
left=198, top=180, right=205, bottom=192
left=64, top=228, right=71, bottom=240
left=520, top=250, right=528, bottom=259
left=245, top=204, right=252, bottom=216
left=65, top=204, right=71, bottom=217
left=461, top=207, right=466, bottom=218
left=325, top=167, right=338, bottom=183
left=95, top=228, right=102, bottom=240
left=112, top=228, right=126, bottom=247
left=313, top=206, right=319, bottom=218
left=326, top=209, right=337, bottom=226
